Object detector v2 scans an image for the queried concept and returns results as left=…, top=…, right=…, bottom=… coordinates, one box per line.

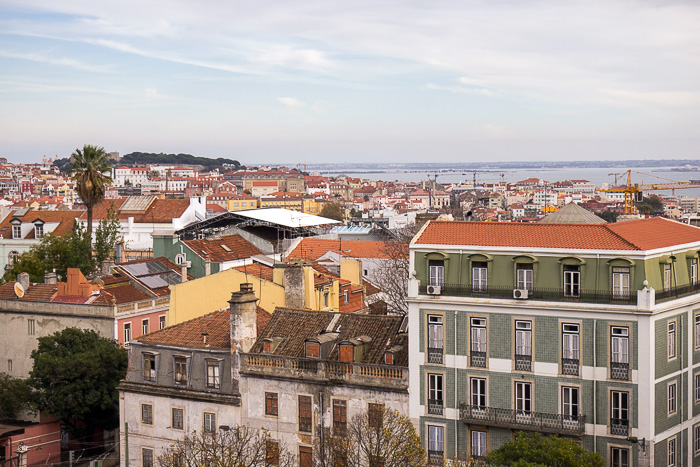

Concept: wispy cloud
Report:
left=0, top=49, right=112, bottom=73
left=276, top=97, right=306, bottom=110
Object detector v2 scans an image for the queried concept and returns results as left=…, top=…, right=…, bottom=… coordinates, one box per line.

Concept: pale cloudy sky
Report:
left=1, top=0, right=699, bottom=164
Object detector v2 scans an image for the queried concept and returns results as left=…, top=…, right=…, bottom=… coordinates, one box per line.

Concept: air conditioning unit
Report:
left=513, top=289, right=528, bottom=299
left=427, top=285, right=442, bottom=295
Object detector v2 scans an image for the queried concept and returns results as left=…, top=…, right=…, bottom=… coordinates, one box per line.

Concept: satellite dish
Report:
left=14, top=282, right=25, bottom=298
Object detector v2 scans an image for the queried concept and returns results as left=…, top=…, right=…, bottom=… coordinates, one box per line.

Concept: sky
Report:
left=1, top=0, right=700, bottom=164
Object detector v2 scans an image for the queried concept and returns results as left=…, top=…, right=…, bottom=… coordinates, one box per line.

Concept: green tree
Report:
left=483, top=432, right=604, bottom=467
left=94, top=203, right=122, bottom=265
left=320, top=202, right=345, bottom=221
left=635, top=194, right=664, bottom=216
left=4, top=221, right=92, bottom=283
left=28, top=328, right=127, bottom=433
left=0, top=373, right=30, bottom=419
left=71, top=144, right=113, bottom=240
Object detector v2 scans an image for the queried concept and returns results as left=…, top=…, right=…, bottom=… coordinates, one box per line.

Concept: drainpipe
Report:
left=454, top=312, right=458, bottom=460
left=593, top=319, right=597, bottom=455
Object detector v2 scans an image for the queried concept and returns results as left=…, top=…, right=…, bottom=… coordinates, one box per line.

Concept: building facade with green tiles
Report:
left=408, top=217, right=700, bottom=466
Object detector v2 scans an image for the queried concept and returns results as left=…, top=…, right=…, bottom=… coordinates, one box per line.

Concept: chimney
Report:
left=115, top=242, right=123, bottom=263
left=204, top=256, right=211, bottom=276
left=44, top=271, right=57, bottom=284
left=181, top=263, right=188, bottom=282
left=101, top=258, right=115, bottom=275
left=284, top=264, right=305, bottom=309
left=17, top=272, right=30, bottom=292
left=229, top=283, right=257, bottom=394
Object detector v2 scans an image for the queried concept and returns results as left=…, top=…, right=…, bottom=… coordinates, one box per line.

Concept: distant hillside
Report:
left=120, top=152, right=242, bottom=171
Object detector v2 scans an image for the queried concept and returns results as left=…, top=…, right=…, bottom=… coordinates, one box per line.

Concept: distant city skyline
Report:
left=1, top=1, right=699, bottom=163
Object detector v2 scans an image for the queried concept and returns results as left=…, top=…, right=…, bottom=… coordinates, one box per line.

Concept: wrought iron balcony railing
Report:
left=419, top=284, right=637, bottom=305
left=459, top=403, right=586, bottom=435
left=428, top=450, right=444, bottom=466
left=515, top=354, right=532, bottom=372
left=427, top=347, right=444, bottom=364
left=610, top=361, right=630, bottom=380
left=470, top=351, right=487, bottom=368
left=428, top=399, right=444, bottom=415
left=610, top=418, right=629, bottom=436
left=561, top=358, right=580, bottom=376
left=656, top=280, right=700, bottom=302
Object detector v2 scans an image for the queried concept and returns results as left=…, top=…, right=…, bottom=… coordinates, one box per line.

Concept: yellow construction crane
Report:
left=601, top=169, right=700, bottom=214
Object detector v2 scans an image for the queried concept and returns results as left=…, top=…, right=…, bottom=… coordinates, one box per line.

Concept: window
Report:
left=664, top=264, right=673, bottom=291
left=696, top=314, right=700, bottom=350
left=610, top=447, right=629, bottom=467
left=265, top=392, right=278, bottom=416
left=696, top=374, right=700, bottom=404
left=299, top=395, right=312, bottom=433
left=206, top=360, right=220, bottom=389
left=142, top=319, right=149, bottom=336
left=428, top=374, right=444, bottom=415
left=124, top=323, right=131, bottom=343
left=693, top=258, right=698, bottom=285
left=8, top=251, right=19, bottom=266
left=668, top=382, right=677, bottom=415
left=12, top=223, right=21, bottom=239
left=323, top=290, right=329, bottom=308
left=561, top=386, right=579, bottom=422
left=141, top=404, right=153, bottom=425
left=427, top=315, right=443, bottom=364
left=143, top=354, right=156, bottom=381
left=470, top=317, right=487, bottom=367
left=562, top=323, right=580, bottom=375
left=668, top=321, right=677, bottom=359
left=428, top=260, right=444, bottom=287
left=266, top=440, right=280, bottom=466
left=27, top=318, right=35, bottom=336
left=343, top=289, right=349, bottom=305
left=333, top=400, right=347, bottom=435
left=159, top=315, right=166, bottom=330
left=339, top=344, right=354, bottom=363
left=299, top=446, right=313, bottom=467
left=172, top=407, right=184, bottom=430
left=428, top=426, right=444, bottom=463
left=471, top=430, right=487, bottom=458
left=174, top=357, right=187, bottom=385
left=611, top=391, right=629, bottom=435
left=34, top=223, right=43, bottom=238
left=306, top=341, right=320, bottom=359
left=515, top=382, right=531, bottom=416
left=612, top=267, right=630, bottom=299
left=515, top=320, right=532, bottom=371
left=368, top=403, right=384, bottom=429
left=611, top=327, right=629, bottom=380
left=203, top=412, right=216, bottom=433
left=516, top=264, right=533, bottom=292
left=472, top=261, right=487, bottom=292
left=668, top=437, right=676, bottom=466
left=142, top=448, right=154, bottom=467
left=384, top=352, right=394, bottom=365
left=695, top=424, right=700, bottom=455
left=563, top=265, right=580, bottom=297
left=7, top=359, right=12, bottom=372
left=471, top=377, right=486, bottom=409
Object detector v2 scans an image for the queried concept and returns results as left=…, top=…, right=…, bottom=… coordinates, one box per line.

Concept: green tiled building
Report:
left=408, top=217, right=700, bottom=466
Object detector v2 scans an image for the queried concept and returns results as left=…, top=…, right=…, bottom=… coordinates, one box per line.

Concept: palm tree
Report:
left=71, top=144, right=113, bottom=241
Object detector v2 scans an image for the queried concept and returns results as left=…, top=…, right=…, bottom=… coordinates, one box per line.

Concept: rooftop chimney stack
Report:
left=181, top=263, right=188, bottom=283
left=17, top=272, right=29, bottom=292
left=204, top=256, right=211, bottom=276
left=44, top=272, right=57, bottom=284
left=229, top=283, right=257, bottom=394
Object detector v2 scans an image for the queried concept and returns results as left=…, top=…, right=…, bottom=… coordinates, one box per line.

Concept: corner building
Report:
left=408, top=217, right=700, bottom=466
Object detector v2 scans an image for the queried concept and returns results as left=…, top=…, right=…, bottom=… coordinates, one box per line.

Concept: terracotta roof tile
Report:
left=183, top=235, right=263, bottom=263
left=233, top=263, right=274, bottom=282
left=83, top=198, right=192, bottom=224
left=0, top=282, right=57, bottom=301
left=607, top=217, right=700, bottom=250
left=0, top=210, right=82, bottom=239
left=286, top=239, right=392, bottom=261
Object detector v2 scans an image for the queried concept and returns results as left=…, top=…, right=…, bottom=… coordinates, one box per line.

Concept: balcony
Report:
left=428, top=399, right=444, bottom=416
left=427, top=347, right=444, bottom=364
left=470, top=351, right=487, bottom=368
left=610, top=361, right=630, bottom=380
left=561, top=358, right=580, bottom=376
left=610, top=418, right=629, bottom=436
left=428, top=450, right=444, bottom=466
left=459, top=403, right=586, bottom=435
left=418, top=284, right=637, bottom=305
left=656, top=281, right=700, bottom=302
left=515, top=354, right=532, bottom=372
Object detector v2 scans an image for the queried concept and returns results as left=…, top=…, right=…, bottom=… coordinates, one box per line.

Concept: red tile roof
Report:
left=83, top=198, right=192, bottom=223
left=414, top=217, right=700, bottom=251
left=286, top=239, right=392, bottom=261
left=183, top=235, right=262, bottom=262
left=233, top=263, right=274, bottom=282
left=0, top=210, right=82, bottom=239
left=0, top=282, right=57, bottom=301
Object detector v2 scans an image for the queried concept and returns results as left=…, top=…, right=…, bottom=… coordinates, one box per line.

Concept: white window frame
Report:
left=611, top=327, right=629, bottom=364
left=696, top=373, right=700, bottom=404
left=561, top=386, right=579, bottom=421
left=207, top=360, right=220, bottom=389
left=472, top=262, right=487, bottom=292
left=141, top=319, right=149, bottom=336
left=471, top=318, right=487, bottom=353
left=428, top=425, right=444, bottom=454
left=123, top=323, right=131, bottom=343
left=428, top=374, right=444, bottom=404
left=12, top=224, right=21, bottom=239
left=695, top=424, right=700, bottom=455
left=516, top=264, right=533, bottom=292
left=668, top=382, right=677, bottom=415
left=428, top=315, right=444, bottom=351
left=471, top=430, right=487, bottom=458
left=668, top=321, right=677, bottom=359
left=429, top=260, right=445, bottom=287
left=612, top=267, right=630, bottom=299
left=610, top=447, right=629, bottom=467
left=34, top=223, right=43, bottom=238
left=562, top=323, right=580, bottom=360
left=664, top=263, right=672, bottom=291
left=515, top=381, right=532, bottom=416
left=143, top=353, right=156, bottom=382
left=471, top=377, right=486, bottom=409
left=159, top=315, right=166, bottom=330
left=563, top=266, right=580, bottom=297
left=203, top=412, right=216, bottom=433
left=693, top=258, right=699, bottom=285
left=611, top=390, right=629, bottom=424
left=515, top=320, right=532, bottom=357
left=668, top=437, right=676, bottom=466
left=174, top=356, right=188, bottom=385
